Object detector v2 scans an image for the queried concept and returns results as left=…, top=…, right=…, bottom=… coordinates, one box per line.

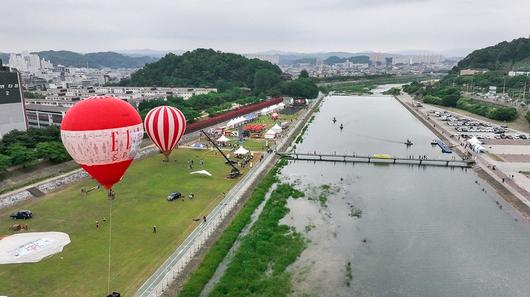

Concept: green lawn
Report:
left=0, top=149, right=245, bottom=297
left=228, top=138, right=272, bottom=151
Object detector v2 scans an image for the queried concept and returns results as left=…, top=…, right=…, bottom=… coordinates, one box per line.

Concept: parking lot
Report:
left=427, top=109, right=530, bottom=143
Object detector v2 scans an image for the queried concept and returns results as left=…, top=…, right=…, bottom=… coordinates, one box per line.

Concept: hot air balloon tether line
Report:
left=61, top=96, right=145, bottom=294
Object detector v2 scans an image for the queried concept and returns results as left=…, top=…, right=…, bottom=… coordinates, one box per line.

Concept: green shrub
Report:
left=423, top=95, right=443, bottom=105
left=208, top=183, right=305, bottom=296
left=178, top=159, right=288, bottom=297
left=456, top=98, right=518, bottom=121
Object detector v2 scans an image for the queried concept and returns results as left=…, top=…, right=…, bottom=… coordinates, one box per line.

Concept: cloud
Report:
left=1, top=0, right=529, bottom=53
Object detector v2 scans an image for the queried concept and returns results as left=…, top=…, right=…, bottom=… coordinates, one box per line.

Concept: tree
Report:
left=254, top=69, right=281, bottom=94
left=299, top=69, right=309, bottom=79
left=7, top=144, right=37, bottom=167
left=36, top=141, right=72, bottom=163
left=0, top=154, right=11, bottom=173
left=281, top=78, right=319, bottom=98
left=526, top=110, right=530, bottom=124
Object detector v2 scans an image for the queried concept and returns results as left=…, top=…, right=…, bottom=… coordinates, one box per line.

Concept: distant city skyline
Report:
left=3, top=0, right=529, bottom=54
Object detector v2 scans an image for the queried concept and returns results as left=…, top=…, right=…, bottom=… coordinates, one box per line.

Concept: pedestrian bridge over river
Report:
left=277, top=152, right=475, bottom=168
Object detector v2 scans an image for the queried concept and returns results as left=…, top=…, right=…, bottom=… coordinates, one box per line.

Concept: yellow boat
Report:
left=372, top=154, right=392, bottom=159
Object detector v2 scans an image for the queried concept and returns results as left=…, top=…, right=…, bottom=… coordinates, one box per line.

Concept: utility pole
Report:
left=523, top=81, right=526, bottom=101
left=502, top=76, right=506, bottom=96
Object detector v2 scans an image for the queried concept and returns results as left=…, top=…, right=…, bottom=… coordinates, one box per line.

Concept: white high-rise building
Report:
left=8, top=51, right=53, bottom=74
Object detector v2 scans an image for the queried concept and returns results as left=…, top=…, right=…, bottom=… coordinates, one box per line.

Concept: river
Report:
left=280, top=93, right=530, bottom=297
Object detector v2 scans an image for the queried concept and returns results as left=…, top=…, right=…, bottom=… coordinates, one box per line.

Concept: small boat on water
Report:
left=373, top=154, right=392, bottom=159
left=405, top=139, right=413, bottom=146
left=339, top=123, right=344, bottom=130
left=332, top=117, right=337, bottom=123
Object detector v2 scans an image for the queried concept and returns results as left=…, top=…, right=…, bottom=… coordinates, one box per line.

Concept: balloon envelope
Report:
left=61, top=96, right=144, bottom=189
left=144, top=106, right=186, bottom=156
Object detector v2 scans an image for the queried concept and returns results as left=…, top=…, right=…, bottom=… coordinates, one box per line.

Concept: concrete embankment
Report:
left=394, top=94, right=530, bottom=221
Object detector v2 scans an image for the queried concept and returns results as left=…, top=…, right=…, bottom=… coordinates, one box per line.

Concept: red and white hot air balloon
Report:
left=60, top=96, right=144, bottom=192
left=144, top=106, right=187, bottom=161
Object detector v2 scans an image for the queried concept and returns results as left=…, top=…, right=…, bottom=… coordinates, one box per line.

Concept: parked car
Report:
left=519, top=134, right=528, bottom=139
left=167, top=192, right=182, bottom=201
left=10, top=210, right=32, bottom=220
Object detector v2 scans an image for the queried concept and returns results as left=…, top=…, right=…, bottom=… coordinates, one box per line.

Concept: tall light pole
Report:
left=503, top=76, right=506, bottom=96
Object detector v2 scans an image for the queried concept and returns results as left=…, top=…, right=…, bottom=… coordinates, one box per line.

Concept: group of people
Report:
left=187, top=159, right=204, bottom=170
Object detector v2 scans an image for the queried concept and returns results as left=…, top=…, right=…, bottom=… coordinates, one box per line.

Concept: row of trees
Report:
left=0, top=126, right=71, bottom=174
left=403, top=82, right=518, bottom=121
left=456, top=98, right=518, bottom=121
left=137, top=88, right=265, bottom=121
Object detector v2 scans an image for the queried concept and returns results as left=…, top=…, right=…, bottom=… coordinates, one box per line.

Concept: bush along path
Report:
left=178, top=159, right=306, bottom=297
left=207, top=182, right=305, bottom=297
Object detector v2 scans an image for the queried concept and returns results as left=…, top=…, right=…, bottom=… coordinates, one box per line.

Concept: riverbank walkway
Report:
left=278, top=152, right=474, bottom=168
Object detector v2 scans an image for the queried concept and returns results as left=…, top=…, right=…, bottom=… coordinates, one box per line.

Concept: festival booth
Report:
left=217, top=135, right=230, bottom=145
left=234, top=146, right=250, bottom=157
left=264, top=129, right=277, bottom=139
left=244, top=124, right=266, bottom=138
left=226, top=116, right=246, bottom=128
left=271, top=112, right=279, bottom=120
left=271, top=123, right=282, bottom=133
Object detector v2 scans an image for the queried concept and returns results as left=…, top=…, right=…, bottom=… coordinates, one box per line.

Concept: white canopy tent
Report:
left=467, top=137, right=486, bottom=153
left=217, top=135, right=230, bottom=143
left=234, top=146, right=250, bottom=156
left=264, top=129, right=277, bottom=139
left=271, top=124, right=282, bottom=133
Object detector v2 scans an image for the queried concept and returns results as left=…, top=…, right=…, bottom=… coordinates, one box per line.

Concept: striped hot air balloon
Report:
left=144, top=106, right=187, bottom=160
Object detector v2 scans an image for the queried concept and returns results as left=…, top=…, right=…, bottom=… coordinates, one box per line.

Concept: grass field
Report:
left=0, top=149, right=246, bottom=297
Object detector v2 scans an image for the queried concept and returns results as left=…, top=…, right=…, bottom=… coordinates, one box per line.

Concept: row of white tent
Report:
left=225, top=116, right=247, bottom=128
left=259, top=103, right=285, bottom=115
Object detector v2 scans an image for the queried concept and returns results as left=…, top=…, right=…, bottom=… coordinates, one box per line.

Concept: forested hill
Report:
left=34, top=50, right=156, bottom=68
left=456, top=37, right=530, bottom=71
left=118, top=48, right=282, bottom=88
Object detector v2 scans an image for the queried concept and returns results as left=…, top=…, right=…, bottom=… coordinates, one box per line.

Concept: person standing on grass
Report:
left=96, top=221, right=99, bottom=229
left=153, top=225, right=157, bottom=233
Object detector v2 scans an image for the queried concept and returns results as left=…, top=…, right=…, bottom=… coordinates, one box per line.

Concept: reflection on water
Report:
left=282, top=95, right=530, bottom=297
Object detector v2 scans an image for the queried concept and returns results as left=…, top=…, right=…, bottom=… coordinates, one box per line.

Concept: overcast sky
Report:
left=3, top=0, right=530, bottom=54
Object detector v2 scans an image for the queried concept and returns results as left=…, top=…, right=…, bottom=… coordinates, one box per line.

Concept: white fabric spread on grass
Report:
left=190, top=170, right=212, bottom=176
left=0, top=232, right=70, bottom=264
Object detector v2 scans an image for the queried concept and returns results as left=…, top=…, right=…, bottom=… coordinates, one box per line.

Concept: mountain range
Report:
left=0, top=51, right=157, bottom=69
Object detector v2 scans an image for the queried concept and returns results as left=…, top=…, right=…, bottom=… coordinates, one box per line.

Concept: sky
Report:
left=2, top=0, right=530, bottom=54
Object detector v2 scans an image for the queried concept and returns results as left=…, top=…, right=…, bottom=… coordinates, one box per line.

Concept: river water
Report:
left=281, top=94, right=530, bottom=297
